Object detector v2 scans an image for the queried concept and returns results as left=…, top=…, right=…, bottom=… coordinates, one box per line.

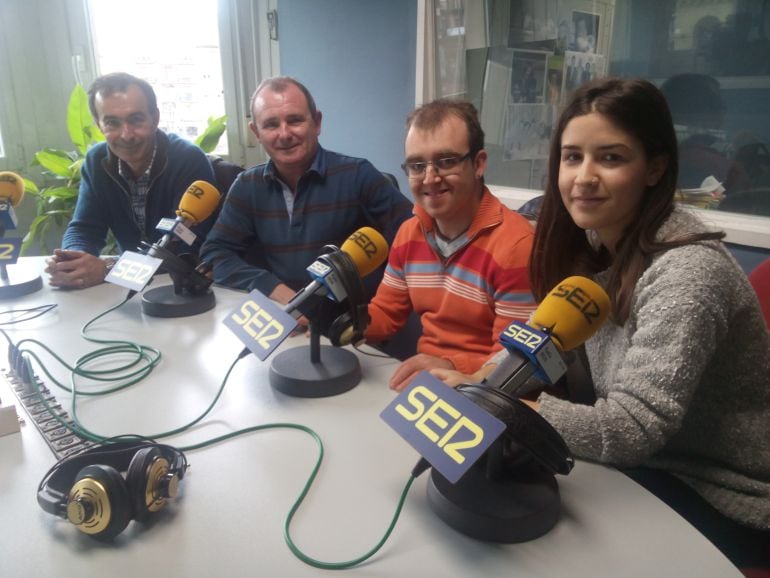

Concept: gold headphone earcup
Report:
left=126, top=447, right=174, bottom=522
left=67, top=465, right=132, bottom=541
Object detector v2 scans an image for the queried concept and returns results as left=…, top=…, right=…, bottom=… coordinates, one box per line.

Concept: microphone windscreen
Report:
left=340, top=227, right=389, bottom=278
left=176, top=181, right=221, bottom=224
left=0, top=171, right=25, bottom=207
left=531, top=276, right=611, bottom=351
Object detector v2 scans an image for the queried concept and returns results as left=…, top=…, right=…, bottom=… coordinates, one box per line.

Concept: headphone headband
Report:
left=38, top=441, right=187, bottom=517
left=456, top=384, right=574, bottom=476
left=317, top=248, right=370, bottom=347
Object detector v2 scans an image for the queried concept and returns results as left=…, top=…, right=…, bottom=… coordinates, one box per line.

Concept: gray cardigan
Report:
left=538, top=207, right=770, bottom=530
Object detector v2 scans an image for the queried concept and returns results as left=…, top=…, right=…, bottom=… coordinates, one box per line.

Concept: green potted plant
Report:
left=21, top=84, right=103, bottom=255
left=21, top=84, right=227, bottom=255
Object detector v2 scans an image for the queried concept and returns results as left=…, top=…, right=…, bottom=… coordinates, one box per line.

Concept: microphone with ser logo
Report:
left=139, top=180, right=221, bottom=317
left=283, top=226, right=389, bottom=343
left=481, top=275, right=611, bottom=395
left=0, top=171, right=43, bottom=298
left=0, top=170, right=25, bottom=232
left=424, top=276, right=611, bottom=543
left=147, top=180, right=221, bottom=254
left=269, top=226, right=390, bottom=397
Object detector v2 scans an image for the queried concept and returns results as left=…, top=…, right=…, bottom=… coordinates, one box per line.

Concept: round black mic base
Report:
left=0, top=264, right=43, bottom=299
left=141, top=285, right=216, bottom=317
left=426, top=462, right=561, bottom=543
left=269, top=345, right=361, bottom=397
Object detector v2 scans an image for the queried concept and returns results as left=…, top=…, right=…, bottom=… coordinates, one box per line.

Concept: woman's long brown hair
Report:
left=530, top=77, right=724, bottom=323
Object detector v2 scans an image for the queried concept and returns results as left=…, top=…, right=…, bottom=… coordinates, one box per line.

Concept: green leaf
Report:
left=37, top=218, right=53, bottom=254
left=67, top=84, right=100, bottom=154
left=69, top=158, right=84, bottom=180
left=41, top=208, right=74, bottom=217
left=22, top=178, right=39, bottom=193
left=21, top=214, right=48, bottom=255
left=84, top=124, right=106, bottom=143
left=35, top=149, right=78, bottom=178
left=195, top=115, right=227, bottom=153
left=38, top=186, right=79, bottom=200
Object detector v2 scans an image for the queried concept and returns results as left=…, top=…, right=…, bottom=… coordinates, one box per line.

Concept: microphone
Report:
left=283, top=226, right=389, bottom=317
left=0, top=171, right=25, bottom=231
left=419, top=277, right=609, bottom=545
left=483, top=276, right=611, bottom=394
left=0, top=172, right=42, bottom=298
left=148, top=180, right=221, bottom=253
left=138, top=181, right=221, bottom=317
left=268, top=227, right=389, bottom=398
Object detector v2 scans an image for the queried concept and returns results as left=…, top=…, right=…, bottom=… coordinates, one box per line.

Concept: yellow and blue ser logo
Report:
left=381, top=371, right=506, bottom=483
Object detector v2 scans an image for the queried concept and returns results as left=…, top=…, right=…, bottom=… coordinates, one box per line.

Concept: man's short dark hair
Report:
left=250, top=76, right=318, bottom=120
left=405, top=99, right=485, bottom=154
left=88, top=72, right=158, bottom=120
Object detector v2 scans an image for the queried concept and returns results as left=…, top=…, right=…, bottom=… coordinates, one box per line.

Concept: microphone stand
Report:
left=426, top=436, right=561, bottom=543
left=140, top=243, right=215, bottom=318
left=269, top=318, right=362, bottom=398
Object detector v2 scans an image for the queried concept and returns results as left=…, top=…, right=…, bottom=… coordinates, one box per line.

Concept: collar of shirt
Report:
left=433, top=233, right=468, bottom=258
left=118, top=137, right=158, bottom=183
left=261, top=145, right=326, bottom=186
left=119, top=138, right=158, bottom=236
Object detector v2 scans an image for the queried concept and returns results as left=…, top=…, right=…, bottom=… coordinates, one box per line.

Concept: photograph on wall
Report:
left=506, top=0, right=560, bottom=46
left=570, top=10, right=599, bottom=53
left=563, top=50, right=606, bottom=95
left=510, top=50, right=548, bottom=104
left=503, top=103, right=557, bottom=161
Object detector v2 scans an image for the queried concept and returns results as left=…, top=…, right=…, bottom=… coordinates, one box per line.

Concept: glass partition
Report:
left=434, top=0, right=770, bottom=218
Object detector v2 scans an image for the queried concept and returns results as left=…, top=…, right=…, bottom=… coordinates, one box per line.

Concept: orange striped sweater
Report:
left=366, top=188, right=536, bottom=374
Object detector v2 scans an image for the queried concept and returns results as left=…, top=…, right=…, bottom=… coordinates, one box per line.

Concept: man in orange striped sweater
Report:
left=366, top=99, right=536, bottom=391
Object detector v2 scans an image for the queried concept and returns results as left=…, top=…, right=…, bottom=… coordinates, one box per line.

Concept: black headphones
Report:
left=314, top=246, right=370, bottom=347
left=37, top=441, right=188, bottom=541
left=456, top=384, right=574, bottom=475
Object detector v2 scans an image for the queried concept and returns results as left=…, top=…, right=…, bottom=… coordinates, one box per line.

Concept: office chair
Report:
left=748, top=257, right=770, bottom=328
left=207, top=155, right=245, bottom=196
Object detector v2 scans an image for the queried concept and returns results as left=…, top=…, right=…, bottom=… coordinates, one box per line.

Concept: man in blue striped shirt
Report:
left=200, top=76, right=411, bottom=329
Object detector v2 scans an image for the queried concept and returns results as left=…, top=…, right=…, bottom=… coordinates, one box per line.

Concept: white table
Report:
left=0, top=259, right=742, bottom=577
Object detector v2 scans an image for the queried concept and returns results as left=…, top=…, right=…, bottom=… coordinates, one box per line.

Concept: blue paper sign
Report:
left=380, top=371, right=507, bottom=483
left=0, top=237, right=22, bottom=264
left=223, top=289, right=298, bottom=361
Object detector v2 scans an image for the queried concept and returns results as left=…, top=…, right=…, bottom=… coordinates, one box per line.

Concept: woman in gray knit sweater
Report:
left=437, top=78, right=770, bottom=566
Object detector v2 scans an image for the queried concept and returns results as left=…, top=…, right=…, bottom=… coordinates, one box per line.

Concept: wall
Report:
left=277, top=0, right=417, bottom=195
left=0, top=0, right=92, bottom=243
left=726, top=243, right=770, bottom=275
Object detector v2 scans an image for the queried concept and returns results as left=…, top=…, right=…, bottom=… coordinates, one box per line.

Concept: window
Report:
left=429, top=0, right=770, bottom=232
left=87, top=0, right=227, bottom=155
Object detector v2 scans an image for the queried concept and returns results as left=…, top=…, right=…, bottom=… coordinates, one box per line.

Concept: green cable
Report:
left=179, top=421, right=419, bottom=571
left=68, top=355, right=241, bottom=442
left=9, top=299, right=418, bottom=569
left=14, top=293, right=161, bottom=396
left=11, top=294, right=162, bottom=443
left=283, top=474, right=418, bottom=570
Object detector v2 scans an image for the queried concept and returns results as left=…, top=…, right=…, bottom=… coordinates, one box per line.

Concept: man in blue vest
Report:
left=46, top=72, right=216, bottom=289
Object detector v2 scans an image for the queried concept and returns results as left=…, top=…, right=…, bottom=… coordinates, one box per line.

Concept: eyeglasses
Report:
left=401, top=151, right=475, bottom=178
